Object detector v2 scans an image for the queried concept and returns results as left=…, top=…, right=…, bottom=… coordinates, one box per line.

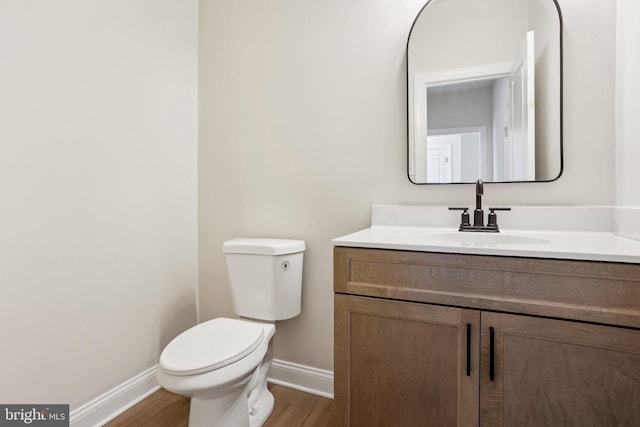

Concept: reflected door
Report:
left=428, top=132, right=481, bottom=182
left=426, top=145, right=452, bottom=183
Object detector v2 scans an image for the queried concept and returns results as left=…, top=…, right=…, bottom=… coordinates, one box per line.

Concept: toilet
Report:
left=156, top=238, right=305, bottom=427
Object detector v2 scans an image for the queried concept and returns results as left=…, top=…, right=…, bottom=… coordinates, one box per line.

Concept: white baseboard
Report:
left=70, top=365, right=160, bottom=427
left=268, top=359, right=334, bottom=399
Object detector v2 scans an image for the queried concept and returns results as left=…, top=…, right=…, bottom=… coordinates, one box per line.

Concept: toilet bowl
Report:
left=156, top=238, right=305, bottom=427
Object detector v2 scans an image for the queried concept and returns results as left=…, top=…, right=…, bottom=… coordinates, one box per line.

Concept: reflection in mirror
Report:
left=407, top=0, right=562, bottom=184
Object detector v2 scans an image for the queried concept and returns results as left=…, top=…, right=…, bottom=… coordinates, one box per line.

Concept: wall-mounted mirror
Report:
left=407, top=0, right=562, bottom=184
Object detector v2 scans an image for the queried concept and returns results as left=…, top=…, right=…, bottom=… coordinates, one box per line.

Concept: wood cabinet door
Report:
left=335, top=294, right=480, bottom=427
left=481, top=312, right=640, bottom=427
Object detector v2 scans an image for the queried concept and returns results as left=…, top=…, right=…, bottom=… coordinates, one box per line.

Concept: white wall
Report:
left=616, top=0, right=640, bottom=207
left=199, top=0, right=617, bottom=374
left=615, top=0, right=640, bottom=240
left=0, top=0, right=199, bottom=409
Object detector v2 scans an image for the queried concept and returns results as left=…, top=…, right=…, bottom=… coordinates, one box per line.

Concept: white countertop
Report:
left=332, top=226, right=640, bottom=263
left=332, top=205, right=640, bottom=264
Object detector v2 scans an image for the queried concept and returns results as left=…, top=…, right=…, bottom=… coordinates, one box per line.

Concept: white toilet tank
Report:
left=223, top=238, right=305, bottom=321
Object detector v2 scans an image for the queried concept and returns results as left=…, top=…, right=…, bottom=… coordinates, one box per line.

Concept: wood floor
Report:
left=105, top=383, right=334, bottom=427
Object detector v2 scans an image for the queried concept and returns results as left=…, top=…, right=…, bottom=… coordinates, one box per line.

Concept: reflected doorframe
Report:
left=410, top=62, right=512, bottom=183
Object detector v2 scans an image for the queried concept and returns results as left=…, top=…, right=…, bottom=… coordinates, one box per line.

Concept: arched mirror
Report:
left=407, top=0, right=562, bottom=184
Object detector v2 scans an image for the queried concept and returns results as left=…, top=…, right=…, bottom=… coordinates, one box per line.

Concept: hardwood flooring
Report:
left=105, top=383, right=334, bottom=427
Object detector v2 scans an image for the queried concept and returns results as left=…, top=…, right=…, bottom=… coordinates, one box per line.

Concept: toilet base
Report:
left=249, top=388, right=274, bottom=427
left=187, top=348, right=274, bottom=427
left=189, top=388, right=249, bottom=427
left=247, top=343, right=274, bottom=427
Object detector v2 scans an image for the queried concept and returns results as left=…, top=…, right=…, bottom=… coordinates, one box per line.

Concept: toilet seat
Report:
left=159, top=318, right=265, bottom=376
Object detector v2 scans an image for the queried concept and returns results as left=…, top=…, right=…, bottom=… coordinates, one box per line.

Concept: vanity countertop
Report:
left=332, top=205, right=640, bottom=264
left=332, top=226, right=640, bottom=264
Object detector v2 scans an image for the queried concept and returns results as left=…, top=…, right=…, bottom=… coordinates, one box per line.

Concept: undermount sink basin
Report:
left=420, top=231, right=551, bottom=246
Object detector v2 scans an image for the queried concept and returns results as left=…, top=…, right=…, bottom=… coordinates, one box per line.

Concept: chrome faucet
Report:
left=449, top=180, right=511, bottom=232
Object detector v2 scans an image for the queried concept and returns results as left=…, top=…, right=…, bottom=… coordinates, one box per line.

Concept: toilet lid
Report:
left=159, top=318, right=265, bottom=376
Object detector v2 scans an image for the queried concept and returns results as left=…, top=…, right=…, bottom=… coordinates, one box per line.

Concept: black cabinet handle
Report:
left=489, top=327, right=495, bottom=381
left=466, top=324, right=471, bottom=376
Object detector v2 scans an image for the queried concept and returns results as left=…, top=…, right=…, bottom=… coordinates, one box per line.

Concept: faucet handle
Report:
left=449, top=207, right=470, bottom=227
left=487, top=207, right=511, bottom=228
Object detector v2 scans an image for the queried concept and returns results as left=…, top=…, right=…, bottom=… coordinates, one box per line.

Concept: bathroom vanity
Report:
left=333, top=207, right=640, bottom=427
